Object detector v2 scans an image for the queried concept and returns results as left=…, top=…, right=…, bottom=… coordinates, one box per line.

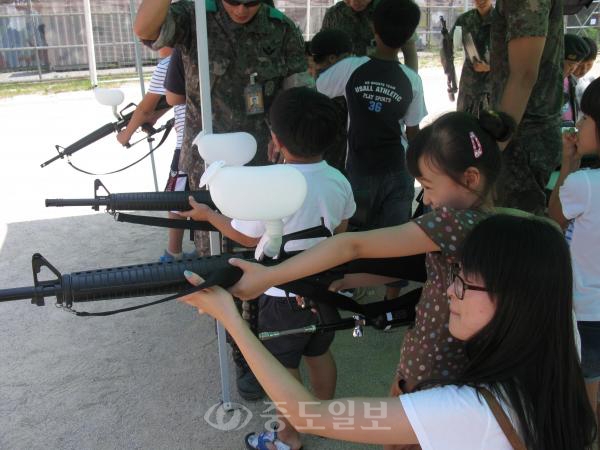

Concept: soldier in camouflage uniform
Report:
left=320, top=0, right=419, bottom=72
left=451, top=0, right=493, bottom=116
left=490, top=0, right=564, bottom=215
left=134, top=0, right=312, bottom=402
left=135, top=0, right=312, bottom=253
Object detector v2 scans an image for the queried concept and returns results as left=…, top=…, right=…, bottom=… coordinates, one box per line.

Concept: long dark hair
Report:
left=406, top=111, right=515, bottom=202
left=581, top=77, right=600, bottom=140
left=457, top=215, right=596, bottom=449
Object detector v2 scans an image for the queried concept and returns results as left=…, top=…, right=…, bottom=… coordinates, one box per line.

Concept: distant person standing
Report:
left=320, top=0, right=418, bottom=72
left=451, top=0, right=493, bottom=116
left=491, top=0, right=565, bottom=214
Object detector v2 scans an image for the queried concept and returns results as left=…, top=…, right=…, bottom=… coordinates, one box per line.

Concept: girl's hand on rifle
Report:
left=228, top=258, right=273, bottom=300
left=179, top=271, right=240, bottom=324
left=179, top=196, right=213, bottom=221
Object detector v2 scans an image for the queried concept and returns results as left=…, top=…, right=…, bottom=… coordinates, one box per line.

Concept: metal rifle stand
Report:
left=194, top=0, right=234, bottom=412
left=129, top=0, right=160, bottom=192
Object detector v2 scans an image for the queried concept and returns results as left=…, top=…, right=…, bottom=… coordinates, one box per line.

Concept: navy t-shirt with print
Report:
left=345, top=58, right=413, bottom=172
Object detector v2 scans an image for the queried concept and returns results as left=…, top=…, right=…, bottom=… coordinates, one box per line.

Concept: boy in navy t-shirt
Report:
left=316, top=0, right=426, bottom=230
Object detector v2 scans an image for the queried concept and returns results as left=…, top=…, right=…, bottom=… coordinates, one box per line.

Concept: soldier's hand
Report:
left=473, top=61, right=490, bottom=73
left=116, top=130, right=131, bottom=147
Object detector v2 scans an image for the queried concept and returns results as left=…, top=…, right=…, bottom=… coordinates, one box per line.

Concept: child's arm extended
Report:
left=230, top=222, right=438, bottom=300
left=548, top=132, right=581, bottom=229
left=179, top=274, right=419, bottom=446
left=178, top=196, right=260, bottom=248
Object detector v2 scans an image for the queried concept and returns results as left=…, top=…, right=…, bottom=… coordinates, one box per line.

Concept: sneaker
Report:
left=159, top=250, right=178, bottom=263
left=236, top=365, right=265, bottom=401
left=158, top=250, right=197, bottom=263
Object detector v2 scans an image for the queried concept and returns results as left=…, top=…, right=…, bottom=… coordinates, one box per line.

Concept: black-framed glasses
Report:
left=222, top=0, right=261, bottom=7
left=450, top=266, right=488, bottom=300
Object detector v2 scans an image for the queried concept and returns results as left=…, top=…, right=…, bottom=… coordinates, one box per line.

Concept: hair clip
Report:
left=469, top=131, right=483, bottom=159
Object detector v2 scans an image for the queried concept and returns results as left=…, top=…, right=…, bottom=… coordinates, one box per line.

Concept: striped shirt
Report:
left=148, top=55, right=186, bottom=149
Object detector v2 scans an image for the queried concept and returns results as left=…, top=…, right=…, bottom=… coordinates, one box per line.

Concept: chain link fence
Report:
left=0, top=0, right=598, bottom=81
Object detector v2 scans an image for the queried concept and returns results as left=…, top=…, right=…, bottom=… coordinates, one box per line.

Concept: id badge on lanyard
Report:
left=244, top=72, right=265, bottom=115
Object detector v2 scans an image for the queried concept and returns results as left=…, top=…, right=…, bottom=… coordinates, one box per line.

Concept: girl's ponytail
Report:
left=478, top=110, right=516, bottom=143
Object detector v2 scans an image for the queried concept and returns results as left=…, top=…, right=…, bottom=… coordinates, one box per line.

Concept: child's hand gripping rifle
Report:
left=440, top=16, right=458, bottom=102
left=41, top=88, right=173, bottom=169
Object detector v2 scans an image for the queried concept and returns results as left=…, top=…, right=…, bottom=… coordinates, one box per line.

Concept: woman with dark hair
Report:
left=181, top=215, right=596, bottom=449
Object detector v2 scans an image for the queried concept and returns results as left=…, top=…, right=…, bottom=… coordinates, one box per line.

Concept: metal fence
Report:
left=1, top=0, right=598, bottom=80
left=0, top=0, right=157, bottom=77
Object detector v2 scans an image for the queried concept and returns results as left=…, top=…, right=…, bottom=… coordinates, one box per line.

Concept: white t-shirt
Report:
left=232, top=161, right=356, bottom=297
left=401, top=385, right=517, bottom=450
left=148, top=56, right=186, bottom=149
left=560, top=168, right=600, bottom=320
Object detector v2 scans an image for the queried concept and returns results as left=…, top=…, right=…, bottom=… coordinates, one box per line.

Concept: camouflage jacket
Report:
left=321, top=1, right=376, bottom=56
left=154, top=0, right=311, bottom=179
left=451, top=8, right=493, bottom=112
left=490, top=0, right=564, bottom=133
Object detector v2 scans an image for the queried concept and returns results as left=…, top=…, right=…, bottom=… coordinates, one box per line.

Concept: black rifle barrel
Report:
left=61, top=121, right=120, bottom=156
left=41, top=122, right=120, bottom=168
left=0, top=254, right=241, bottom=306
left=45, top=190, right=216, bottom=211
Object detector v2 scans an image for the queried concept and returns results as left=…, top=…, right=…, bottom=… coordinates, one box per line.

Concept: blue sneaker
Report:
left=159, top=250, right=198, bottom=263
left=159, top=250, right=179, bottom=263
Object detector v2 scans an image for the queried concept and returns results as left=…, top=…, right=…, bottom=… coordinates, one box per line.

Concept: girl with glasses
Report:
left=181, top=215, right=596, bottom=449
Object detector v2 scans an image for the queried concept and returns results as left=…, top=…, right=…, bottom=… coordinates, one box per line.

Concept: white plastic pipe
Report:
left=194, top=0, right=232, bottom=412
left=82, top=0, right=97, bottom=87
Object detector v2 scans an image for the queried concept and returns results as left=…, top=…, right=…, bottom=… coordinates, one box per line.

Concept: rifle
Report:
left=41, top=96, right=172, bottom=169
left=440, top=16, right=458, bottom=102
left=45, top=179, right=217, bottom=231
left=0, top=225, right=425, bottom=335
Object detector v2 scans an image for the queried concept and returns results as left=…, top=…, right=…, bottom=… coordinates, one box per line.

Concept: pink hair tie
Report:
left=469, top=131, right=483, bottom=159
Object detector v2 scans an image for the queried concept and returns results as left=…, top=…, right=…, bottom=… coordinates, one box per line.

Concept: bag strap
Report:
left=479, top=388, right=527, bottom=450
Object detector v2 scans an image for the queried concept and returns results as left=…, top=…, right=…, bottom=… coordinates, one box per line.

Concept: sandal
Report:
left=244, top=431, right=303, bottom=450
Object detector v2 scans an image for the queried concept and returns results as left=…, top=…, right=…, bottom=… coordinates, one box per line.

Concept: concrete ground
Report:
left=1, top=62, right=598, bottom=449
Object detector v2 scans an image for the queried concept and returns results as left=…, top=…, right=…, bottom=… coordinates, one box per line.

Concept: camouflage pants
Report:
left=496, top=128, right=561, bottom=215
left=457, top=91, right=490, bottom=118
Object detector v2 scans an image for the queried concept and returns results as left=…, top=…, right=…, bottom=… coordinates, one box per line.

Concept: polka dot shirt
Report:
left=397, top=207, right=489, bottom=389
